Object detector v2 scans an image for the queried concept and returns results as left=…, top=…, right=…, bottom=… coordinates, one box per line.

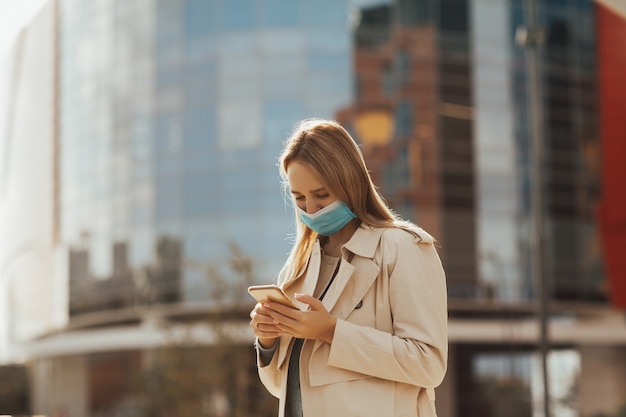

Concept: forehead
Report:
left=286, top=161, right=324, bottom=192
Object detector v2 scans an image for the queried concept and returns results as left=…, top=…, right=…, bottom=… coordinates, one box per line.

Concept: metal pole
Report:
left=516, top=0, right=550, bottom=415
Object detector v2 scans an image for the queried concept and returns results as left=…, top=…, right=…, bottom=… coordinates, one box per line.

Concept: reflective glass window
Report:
left=183, top=107, right=216, bottom=150
left=184, top=0, right=215, bottom=36
left=303, top=0, right=348, bottom=27
left=396, top=100, right=413, bottom=137
left=262, top=99, right=305, bottom=143
left=217, top=100, right=262, bottom=150
left=262, top=0, right=300, bottom=27
left=219, top=0, right=255, bottom=31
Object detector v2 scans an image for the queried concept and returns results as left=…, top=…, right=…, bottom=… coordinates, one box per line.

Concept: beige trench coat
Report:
left=256, top=224, right=448, bottom=417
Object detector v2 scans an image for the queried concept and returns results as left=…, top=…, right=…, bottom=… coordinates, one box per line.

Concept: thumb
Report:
left=294, top=293, right=324, bottom=310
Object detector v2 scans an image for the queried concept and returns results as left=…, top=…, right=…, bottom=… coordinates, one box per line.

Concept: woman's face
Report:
left=286, top=160, right=337, bottom=214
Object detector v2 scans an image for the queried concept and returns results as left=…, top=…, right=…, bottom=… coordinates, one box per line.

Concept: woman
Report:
left=249, top=118, right=448, bottom=417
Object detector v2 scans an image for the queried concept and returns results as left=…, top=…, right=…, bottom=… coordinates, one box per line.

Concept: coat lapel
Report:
left=283, top=241, right=321, bottom=308
left=322, top=256, right=380, bottom=320
left=310, top=254, right=380, bottom=358
left=277, top=242, right=322, bottom=369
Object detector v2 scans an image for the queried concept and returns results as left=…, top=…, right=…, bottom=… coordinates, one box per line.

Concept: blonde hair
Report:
left=278, top=118, right=408, bottom=283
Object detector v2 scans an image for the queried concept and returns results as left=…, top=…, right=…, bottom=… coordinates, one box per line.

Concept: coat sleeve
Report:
left=326, top=228, right=448, bottom=388
left=255, top=264, right=290, bottom=398
left=256, top=338, right=283, bottom=398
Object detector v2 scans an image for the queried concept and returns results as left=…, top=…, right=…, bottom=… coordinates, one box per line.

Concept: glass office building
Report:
left=59, top=0, right=353, bottom=312
left=345, top=0, right=601, bottom=304
left=1, top=0, right=624, bottom=416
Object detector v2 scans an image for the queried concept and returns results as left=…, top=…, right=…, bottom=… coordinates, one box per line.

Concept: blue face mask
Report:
left=298, top=200, right=357, bottom=236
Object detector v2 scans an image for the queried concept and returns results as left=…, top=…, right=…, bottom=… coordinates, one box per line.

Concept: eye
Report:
left=293, top=196, right=306, bottom=209
left=315, top=193, right=330, bottom=199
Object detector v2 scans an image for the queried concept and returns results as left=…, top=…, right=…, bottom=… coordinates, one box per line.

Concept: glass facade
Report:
left=472, top=0, right=520, bottom=302
left=339, top=0, right=602, bottom=305
left=510, top=0, right=602, bottom=302
left=60, top=0, right=352, bottom=312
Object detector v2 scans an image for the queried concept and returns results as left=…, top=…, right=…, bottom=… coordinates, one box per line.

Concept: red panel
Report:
left=596, top=4, right=626, bottom=309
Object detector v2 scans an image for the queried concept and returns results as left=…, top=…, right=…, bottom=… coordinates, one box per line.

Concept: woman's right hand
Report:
left=250, top=302, right=281, bottom=347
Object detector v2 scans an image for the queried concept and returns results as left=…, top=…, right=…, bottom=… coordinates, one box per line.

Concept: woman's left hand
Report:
left=263, top=293, right=337, bottom=344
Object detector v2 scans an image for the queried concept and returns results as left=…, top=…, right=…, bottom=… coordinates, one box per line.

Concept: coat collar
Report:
left=280, top=224, right=384, bottom=296
left=277, top=226, right=384, bottom=370
left=341, top=224, right=385, bottom=259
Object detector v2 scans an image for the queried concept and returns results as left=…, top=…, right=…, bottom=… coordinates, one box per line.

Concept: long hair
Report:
left=277, top=118, right=409, bottom=283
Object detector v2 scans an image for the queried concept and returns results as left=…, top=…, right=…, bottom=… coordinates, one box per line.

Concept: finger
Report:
left=263, top=302, right=300, bottom=318
left=261, top=305, right=301, bottom=333
left=260, top=324, right=283, bottom=335
left=252, top=312, right=275, bottom=328
left=250, top=304, right=280, bottom=335
left=270, top=319, right=299, bottom=337
left=251, top=319, right=282, bottom=337
left=252, top=303, right=275, bottom=320
left=294, top=293, right=324, bottom=311
left=254, top=302, right=272, bottom=315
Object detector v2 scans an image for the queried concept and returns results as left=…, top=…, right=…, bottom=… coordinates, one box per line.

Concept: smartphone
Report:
left=248, top=285, right=299, bottom=309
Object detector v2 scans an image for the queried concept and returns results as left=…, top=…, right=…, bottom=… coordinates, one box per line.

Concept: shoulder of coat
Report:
left=385, top=222, right=436, bottom=245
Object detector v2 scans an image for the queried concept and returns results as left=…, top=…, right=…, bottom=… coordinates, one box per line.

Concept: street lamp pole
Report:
left=516, top=0, right=550, bottom=415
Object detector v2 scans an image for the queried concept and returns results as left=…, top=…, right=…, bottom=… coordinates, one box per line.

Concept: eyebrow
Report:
left=291, top=187, right=327, bottom=195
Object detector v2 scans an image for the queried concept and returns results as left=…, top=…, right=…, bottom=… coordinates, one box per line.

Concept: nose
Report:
left=306, top=201, right=322, bottom=214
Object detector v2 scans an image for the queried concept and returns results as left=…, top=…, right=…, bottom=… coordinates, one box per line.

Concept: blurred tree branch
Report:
left=124, top=240, right=275, bottom=417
